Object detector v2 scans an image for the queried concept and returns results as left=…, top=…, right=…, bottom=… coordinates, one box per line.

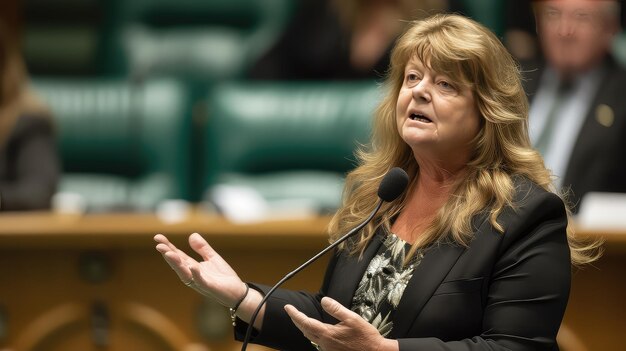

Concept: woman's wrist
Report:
left=234, top=287, right=265, bottom=330
left=229, top=282, right=250, bottom=326
left=376, top=338, right=399, bottom=351
left=230, top=283, right=250, bottom=309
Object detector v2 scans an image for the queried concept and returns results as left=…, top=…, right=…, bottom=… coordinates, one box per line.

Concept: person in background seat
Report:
left=248, top=0, right=447, bottom=81
left=0, top=24, right=59, bottom=211
left=524, top=0, right=626, bottom=212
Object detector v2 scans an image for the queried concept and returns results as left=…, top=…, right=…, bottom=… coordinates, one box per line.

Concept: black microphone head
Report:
left=377, top=167, right=409, bottom=202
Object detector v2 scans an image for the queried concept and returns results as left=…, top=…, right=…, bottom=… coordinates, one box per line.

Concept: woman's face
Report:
left=396, top=56, right=480, bottom=163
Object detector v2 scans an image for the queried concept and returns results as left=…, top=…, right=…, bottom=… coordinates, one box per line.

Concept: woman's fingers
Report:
left=155, top=234, right=200, bottom=268
left=154, top=234, right=196, bottom=282
left=155, top=233, right=242, bottom=305
left=188, top=262, right=204, bottom=282
left=154, top=234, right=181, bottom=255
left=284, top=304, right=325, bottom=340
left=155, top=243, right=169, bottom=254
left=154, top=233, right=175, bottom=249
left=188, top=263, right=212, bottom=292
left=321, top=297, right=359, bottom=322
left=188, top=232, right=218, bottom=261
left=163, top=251, right=193, bottom=278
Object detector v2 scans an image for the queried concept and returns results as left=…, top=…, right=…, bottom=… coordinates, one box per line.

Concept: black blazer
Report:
left=236, top=178, right=571, bottom=350
left=522, top=57, right=626, bottom=212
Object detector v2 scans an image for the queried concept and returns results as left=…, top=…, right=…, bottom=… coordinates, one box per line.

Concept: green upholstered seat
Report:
left=201, top=81, right=382, bottom=215
left=105, top=0, right=294, bottom=80
left=33, top=78, right=191, bottom=212
left=23, top=0, right=293, bottom=80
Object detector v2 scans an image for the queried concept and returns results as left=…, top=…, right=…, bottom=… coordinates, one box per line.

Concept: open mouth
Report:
left=409, top=113, right=432, bottom=123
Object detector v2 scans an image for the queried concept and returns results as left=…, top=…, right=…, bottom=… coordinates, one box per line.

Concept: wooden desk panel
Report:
left=0, top=212, right=331, bottom=351
left=0, top=212, right=623, bottom=351
left=560, top=233, right=626, bottom=351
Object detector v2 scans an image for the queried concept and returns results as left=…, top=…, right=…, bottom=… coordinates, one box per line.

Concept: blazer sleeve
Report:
left=233, top=250, right=340, bottom=351
left=234, top=186, right=571, bottom=351
left=398, top=190, right=571, bottom=351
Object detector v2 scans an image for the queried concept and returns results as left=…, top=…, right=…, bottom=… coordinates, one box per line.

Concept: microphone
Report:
left=240, top=167, right=409, bottom=350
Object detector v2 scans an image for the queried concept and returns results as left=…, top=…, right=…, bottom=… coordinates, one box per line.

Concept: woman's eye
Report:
left=439, top=81, right=454, bottom=90
left=407, top=74, right=419, bottom=82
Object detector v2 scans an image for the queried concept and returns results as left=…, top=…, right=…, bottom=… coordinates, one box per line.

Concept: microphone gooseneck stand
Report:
left=238, top=166, right=409, bottom=350
left=239, top=199, right=384, bottom=351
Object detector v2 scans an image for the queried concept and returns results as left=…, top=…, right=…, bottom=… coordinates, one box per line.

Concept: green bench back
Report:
left=34, top=78, right=192, bottom=211
left=201, top=81, right=382, bottom=212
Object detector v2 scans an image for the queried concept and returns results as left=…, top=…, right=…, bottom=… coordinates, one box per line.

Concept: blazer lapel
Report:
left=388, top=242, right=466, bottom=339
left=330, top=232, right=385, bottom=309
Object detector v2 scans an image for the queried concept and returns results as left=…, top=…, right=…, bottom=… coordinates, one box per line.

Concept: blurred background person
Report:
left=523, top=0, right=626, bottom=212
left=248, top=0, right=448, bottom=81
left=501, top=0, right=626, bottom=62
left=0, top=23, right=59, bottom=211
left=503, top=0, right=539, bottom=61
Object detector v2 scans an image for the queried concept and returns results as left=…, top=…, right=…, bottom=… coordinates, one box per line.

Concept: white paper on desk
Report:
left=210, top=184, right=270, bottom=223
left=51, top=191, right=87, bottom=215
left=156, top=199, right=191, bottom=224
left=209, top=184, right=317, bottom=224
left=576, top=192, right=626, bottom=230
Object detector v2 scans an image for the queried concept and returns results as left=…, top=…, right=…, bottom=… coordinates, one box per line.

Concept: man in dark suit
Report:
left=524, top=0, right=626, bottom=212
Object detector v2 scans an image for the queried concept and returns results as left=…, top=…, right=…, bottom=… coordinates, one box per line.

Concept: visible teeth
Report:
left=410, top=113, right=431, bottom=122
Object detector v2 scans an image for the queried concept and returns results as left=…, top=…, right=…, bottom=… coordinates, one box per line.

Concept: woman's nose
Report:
left=411, top=81, right=431, bottom=102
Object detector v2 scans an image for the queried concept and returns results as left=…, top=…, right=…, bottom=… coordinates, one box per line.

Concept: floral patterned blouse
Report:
left=350, top=233, right=424, bottom=337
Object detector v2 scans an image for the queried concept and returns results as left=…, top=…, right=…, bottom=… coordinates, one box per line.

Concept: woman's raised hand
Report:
left=154, top=233, right=247, bottom=308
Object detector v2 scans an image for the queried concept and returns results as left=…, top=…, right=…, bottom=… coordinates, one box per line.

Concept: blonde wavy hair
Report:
left=328, top=14, right=600, bottom=266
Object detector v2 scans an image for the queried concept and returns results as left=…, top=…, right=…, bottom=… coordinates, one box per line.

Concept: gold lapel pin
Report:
left=595, top=104, right=614, bottom=127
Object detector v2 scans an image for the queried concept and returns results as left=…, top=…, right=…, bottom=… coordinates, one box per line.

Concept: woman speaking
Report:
left=155, top=14, right=599, bottom=351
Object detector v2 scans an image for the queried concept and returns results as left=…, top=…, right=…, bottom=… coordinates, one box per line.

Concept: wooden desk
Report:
left=0, top=212, right=331, bottom=351
left=0, top=212, right=623, bottom=351
left=560, top=228, right=626, bottom=351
